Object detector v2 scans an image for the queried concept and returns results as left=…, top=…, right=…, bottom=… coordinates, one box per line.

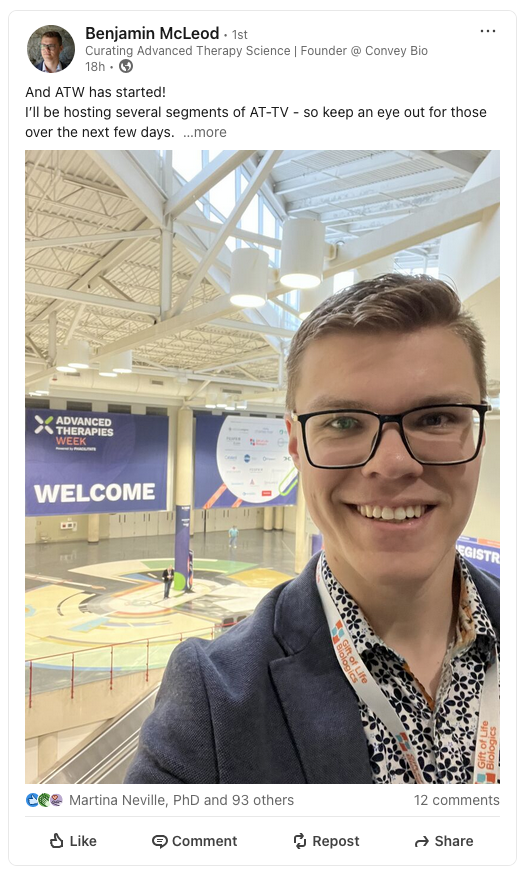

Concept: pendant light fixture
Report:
left=66, top=339, right=90, bottom=369
left=279, top=217, right=325, bottom=289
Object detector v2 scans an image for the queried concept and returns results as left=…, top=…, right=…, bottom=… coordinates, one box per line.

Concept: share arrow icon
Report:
left=414, top=835, right=429, bottom=847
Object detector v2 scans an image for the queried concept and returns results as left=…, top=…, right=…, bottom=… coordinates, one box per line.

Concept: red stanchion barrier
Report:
left=25, top=620, right=242, bottom=708
left=146, top=639, right=150, bottom=683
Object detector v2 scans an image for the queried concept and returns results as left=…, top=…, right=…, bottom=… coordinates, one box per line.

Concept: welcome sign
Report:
left=26, top=409, right=168, bottom=516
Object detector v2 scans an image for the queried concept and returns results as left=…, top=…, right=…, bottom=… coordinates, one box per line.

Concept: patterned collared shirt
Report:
left=319, top=551, right=499, bottom=784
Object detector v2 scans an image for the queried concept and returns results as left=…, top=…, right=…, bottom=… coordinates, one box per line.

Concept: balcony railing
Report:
left=25, top=619, right=242, bottom=708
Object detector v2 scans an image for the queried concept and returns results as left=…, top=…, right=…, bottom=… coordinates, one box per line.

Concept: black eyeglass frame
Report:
left=290, top=403, right=491, bottom=469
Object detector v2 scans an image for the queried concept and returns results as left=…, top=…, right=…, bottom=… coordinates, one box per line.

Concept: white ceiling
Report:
left=25, top=149, right=490, bottom=408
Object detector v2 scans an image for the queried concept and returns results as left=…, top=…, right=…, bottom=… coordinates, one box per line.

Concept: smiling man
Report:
left=126, top=274, right=499, bottom=785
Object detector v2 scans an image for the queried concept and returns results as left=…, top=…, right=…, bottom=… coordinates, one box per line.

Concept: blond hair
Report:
left=285, top=273, right=487, bottom=409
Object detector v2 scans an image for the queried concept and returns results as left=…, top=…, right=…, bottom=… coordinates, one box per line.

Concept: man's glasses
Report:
left=290, top=403, right=491, bottom=469
left=40, top=44, right=60, bottom=50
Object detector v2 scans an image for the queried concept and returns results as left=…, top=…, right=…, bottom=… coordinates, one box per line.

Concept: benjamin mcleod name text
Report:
left=86, top=26, right=220, bottom=41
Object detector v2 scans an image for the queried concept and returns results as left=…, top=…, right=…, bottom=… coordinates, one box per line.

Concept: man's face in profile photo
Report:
left=40, top=35, right=62, bottom=69
left=286, top=326, right=484, bottom=590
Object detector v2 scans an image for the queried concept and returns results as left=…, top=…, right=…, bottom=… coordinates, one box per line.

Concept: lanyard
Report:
left=316, top=559, right=500, bottom=785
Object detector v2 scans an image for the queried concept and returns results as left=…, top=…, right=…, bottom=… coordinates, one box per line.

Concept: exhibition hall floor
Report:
left=25, top=529, right=297, bottom=696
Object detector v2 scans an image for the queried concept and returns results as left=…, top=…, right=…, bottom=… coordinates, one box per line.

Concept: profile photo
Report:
left=27, top=25, right=74, bottom=73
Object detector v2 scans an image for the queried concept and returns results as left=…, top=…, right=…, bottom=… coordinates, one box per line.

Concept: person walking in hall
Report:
left=228, top=524, right=239, bottom=550
left=162, top=565, right=174, bottom=599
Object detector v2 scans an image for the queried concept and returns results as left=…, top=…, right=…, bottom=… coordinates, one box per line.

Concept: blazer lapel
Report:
left=270, top=554, right=373, bottom=784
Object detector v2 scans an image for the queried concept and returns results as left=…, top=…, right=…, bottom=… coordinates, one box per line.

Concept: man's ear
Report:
left=284, top=414, right=301, bottom=470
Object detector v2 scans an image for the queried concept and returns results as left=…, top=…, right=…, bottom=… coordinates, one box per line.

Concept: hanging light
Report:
left=99, top=351, right=133, bottom=376
left=279, top=217, right=325, bottom=289
left=298, top=277, right=335, bottom=320
left=111, top=350, right=133, bottom=373
left=67, top=339, right=90, bottom=369
left=230, top=247, right=269, bottom=308
left=56, top=346, right=77, bottom=373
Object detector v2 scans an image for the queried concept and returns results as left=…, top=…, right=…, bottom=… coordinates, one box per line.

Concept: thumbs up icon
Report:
left=50, top=833, right=63, bottom=849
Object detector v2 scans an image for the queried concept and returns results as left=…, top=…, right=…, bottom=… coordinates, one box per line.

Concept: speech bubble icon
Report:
left=152, top=835, right=168, bottom=848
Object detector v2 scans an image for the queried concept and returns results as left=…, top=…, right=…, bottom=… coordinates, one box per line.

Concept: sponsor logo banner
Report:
left=26, top=409, right=168, bottom=515
left=195, top=415, right=297, bottom=508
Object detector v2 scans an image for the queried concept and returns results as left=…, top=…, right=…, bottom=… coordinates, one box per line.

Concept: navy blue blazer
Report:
left=125, top=553, right=500, bottom=784
left=34, top=58, right=70, bottom=71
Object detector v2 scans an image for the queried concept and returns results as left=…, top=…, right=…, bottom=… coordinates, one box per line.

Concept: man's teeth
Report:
left=356, top=505, right=428, bottom=521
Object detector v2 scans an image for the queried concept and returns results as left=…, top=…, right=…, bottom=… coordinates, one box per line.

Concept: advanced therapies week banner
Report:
left=25, top=409, right=168, bottom=515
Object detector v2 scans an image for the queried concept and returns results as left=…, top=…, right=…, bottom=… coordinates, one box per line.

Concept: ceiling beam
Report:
left=211, top=318, right=295, bottom=339
left=48, top=311, right=57, bottom=364
left=195, top=348, right=278, bottom=373
left=40, top=221, right=156, bottom=348
left=25, top=282, right=161, bottom=317
left=245, top=154, right=288, bottom=220
left=26, top=228, right=160, bottom=249
left=26, top=299, right=65, bottom=334
left=175, top=212, right=281, bottom=248
left=88, top=151, right=166, bottom=227
left=65, top=218, right=154, bottom=295
left=324, top=178, right=500, bottom=277
left=26, top=162, right=128, bottom=197
left=412, top=150, right=482, bottom=178
left=159, top=228, right=173, bottom=316
left=186, top=379, right=211, bottom=402
left=318, top=187, right=460, bottom=226
left=272, top=298, right=302, bottom=320
left=25, top=335, right=47, bottom=361
left=287, top=167, right=458, bottom=215
left=236, top=365, right=259, bottom=381
left=92, top=294, right=234, bottom=359
left=274, top=151, right=409, bottom=196
left=25, top=365, right=278, bottom=392
left=62, top=304, right=86, bottom=345
left=168, top=150, right=283, bottom=318
left=94, top=276, right=136, bottom=303
left=273, top=151, right=320, bottom=168
left=165, top=151, right=255, bottom=218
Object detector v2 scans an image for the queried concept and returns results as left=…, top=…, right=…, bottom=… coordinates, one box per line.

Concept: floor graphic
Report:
left=25, top=555, right=294, bottom=695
